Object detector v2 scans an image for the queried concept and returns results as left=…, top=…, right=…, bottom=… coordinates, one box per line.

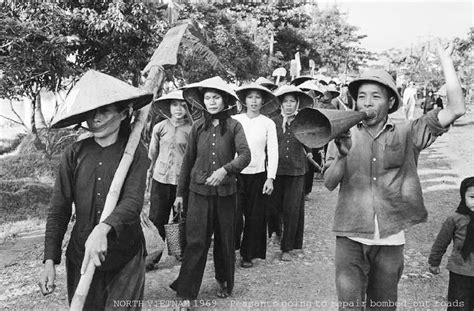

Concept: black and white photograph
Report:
left=0, top=0, right=473, bottom=310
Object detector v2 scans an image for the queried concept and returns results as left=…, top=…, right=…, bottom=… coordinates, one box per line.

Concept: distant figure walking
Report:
left=403, top=81, right=417, bottom=120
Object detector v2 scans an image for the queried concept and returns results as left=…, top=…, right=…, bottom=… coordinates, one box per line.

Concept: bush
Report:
left=0, top=153, right=60, bottom=182
left=0, top=133, right=26, bottom=155
left=17, top=128, right=79, bottom=157
left=0, top=179, right=53, bottom=222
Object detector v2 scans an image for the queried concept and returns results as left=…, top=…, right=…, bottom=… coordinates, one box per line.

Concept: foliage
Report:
left=228, top=3, right=370, bottom=76
left=172, top=4, right=264, bottom=83
left=0, top=3, right=78, bottom=100
left=0, top=179, right=52, bottom=222
left=0, top=152, right=60, bottom=182
left=0, top=133, right=26, bottom=156
left=66, top=1, right=168, bottom=86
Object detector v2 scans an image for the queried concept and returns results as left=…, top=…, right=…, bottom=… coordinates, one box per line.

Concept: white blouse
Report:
left=232, top=113, right=278, bottom=179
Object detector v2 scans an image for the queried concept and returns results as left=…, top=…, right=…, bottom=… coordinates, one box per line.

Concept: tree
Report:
left=0, top=3, right=78, bottom=134
left=66, top=1, right=169, bottom=86
left=172, top=4, right=264, bottom=83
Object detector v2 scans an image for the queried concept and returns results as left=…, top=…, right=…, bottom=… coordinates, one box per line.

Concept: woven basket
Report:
left=164, top=213, right=186, bottom=257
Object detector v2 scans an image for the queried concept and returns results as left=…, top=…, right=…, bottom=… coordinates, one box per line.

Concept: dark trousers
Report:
left=66, top=246, right=145, bottom=311
left=268, top=175, right=305, bottom=252
left=335, top=237, right=404, bottom=310
left=171, top=191, right=236, bottom=300
left=448, top=271, right=474, bottom=311
left=149, top=180, right=187, bottom=241
left=236, top=172, right=267, bottom=261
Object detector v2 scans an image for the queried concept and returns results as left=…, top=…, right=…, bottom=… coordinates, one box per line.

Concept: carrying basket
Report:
left=164, top=212, right=186, bottom=257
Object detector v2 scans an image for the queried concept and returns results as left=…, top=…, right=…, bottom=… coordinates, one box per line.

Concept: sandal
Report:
left=240, top=260, right=253, bottom=268
left=281, top=252, right=291, bottom=261
left=216, top=281, right=228, bottom=298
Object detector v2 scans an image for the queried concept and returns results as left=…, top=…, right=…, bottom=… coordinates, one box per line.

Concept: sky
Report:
left=318, top=0, right=473, bottom=53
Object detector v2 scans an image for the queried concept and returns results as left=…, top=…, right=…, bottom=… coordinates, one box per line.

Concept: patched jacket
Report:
left=325, top=108, right=448, bottom=238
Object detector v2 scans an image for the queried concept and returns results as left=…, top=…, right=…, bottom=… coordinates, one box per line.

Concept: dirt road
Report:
left=1, top=108, right=472, bottom=310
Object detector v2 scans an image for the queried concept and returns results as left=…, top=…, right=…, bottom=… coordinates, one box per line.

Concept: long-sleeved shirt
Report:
left=44, top=137, right=149, bottom=271
left=272, top=114, right=308, bottom=176
left=429, top=212, right=474, bottom=276
left=177, top=117, right=251, bottom=197
left=232, top=113, right=278, bottom=179
left=325, top=108, right=448, bottom=239
left=149, top=119, right=192, bottom=185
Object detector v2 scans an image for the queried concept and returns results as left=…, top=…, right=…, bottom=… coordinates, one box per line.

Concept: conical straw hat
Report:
left=235, top=83, right=278, bottom=115
left=274, top=85, right=314, bottom=110
left=298, top=80, right=324, bottom=97
left=290, top=75, right=314, bottom=86
left=255, top=77, right=277, bottom=91
left=325, top=84, right=340, bottom=97
left=153, top=90, right=189, bottom=119
left=182, top=76, right=239, bottom=113
left=52, top=70, right=152, bottom=128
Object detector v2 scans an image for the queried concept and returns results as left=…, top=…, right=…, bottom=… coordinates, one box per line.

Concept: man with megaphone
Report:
left=323, top=40, right=465, bottom=310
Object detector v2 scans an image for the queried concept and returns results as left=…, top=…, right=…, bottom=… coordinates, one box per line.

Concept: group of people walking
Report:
left=39, top=40, right=472, bottom=310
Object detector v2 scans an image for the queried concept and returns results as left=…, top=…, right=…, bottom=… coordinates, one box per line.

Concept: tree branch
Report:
left=0, top=114, right=29, bottom=130
left=7, top=99, right=29, bottom=131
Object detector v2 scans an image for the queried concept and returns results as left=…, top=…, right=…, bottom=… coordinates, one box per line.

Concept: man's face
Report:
left=355, top=83, right=395, bottom=127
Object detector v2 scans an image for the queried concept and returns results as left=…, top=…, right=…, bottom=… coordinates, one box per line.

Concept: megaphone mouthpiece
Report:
left=363, top=109, right=377, bottom=120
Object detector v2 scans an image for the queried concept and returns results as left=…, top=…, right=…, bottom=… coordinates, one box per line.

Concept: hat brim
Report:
left=348, top=78, right=401, bottom=114
left=236, top=86, right=279, bottom=115
left=277, top=91, right=314, bottom=110
left=290, top=76, right=315, bottom=86
left=183, top=87, right=238, bottom=115
left=51, top=94, right=152, bottom=128
left=152, top=98, right=192, bottom=119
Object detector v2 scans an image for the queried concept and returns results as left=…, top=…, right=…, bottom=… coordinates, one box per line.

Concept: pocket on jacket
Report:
left=157, top=161, right=168, bottom=175
left=383, top=143, right=405, bottom=169
left=191, top=169, right=208, bottom=184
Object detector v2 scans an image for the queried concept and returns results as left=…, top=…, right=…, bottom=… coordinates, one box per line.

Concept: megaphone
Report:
left=293, top=108, right=376, bottom=148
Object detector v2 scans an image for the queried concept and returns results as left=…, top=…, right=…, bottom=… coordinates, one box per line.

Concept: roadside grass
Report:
left=0, top=217, right=45, bottom=245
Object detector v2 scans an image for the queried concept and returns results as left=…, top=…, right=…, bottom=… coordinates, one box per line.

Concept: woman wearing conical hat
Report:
left=147, top=90, right=192, bottom=266
left=39, top=70, right=152, bottom=309
left=267, top=85, right=313, bottom=262
left=232, top=83, right=279, bottom=268
left=169, top=76, right=250, bottom=303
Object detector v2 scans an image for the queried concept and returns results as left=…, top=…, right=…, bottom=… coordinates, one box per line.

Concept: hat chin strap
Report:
left=76, top=111, right=125, bottom=133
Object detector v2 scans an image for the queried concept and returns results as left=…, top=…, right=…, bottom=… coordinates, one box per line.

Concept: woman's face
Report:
left=281, top=94, right=298, bottom=116
left=465, top=186, right=474, bottom=211
left=245, top=90, right=263, bottom=114
left=203, top=90, right=225, bottom=114
left=169, top=100, right=186, bottom=119
left=86, top=104, right=125, bottom=139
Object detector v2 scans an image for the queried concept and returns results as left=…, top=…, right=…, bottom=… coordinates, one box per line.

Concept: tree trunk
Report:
left=30, top=96, right=37, bottom=135
left=35, top=93, right=47, bottom=128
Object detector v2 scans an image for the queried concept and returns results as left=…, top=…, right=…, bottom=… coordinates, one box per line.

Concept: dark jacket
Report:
left=272, top=114, right=308, bottom=176
left=44, top=137, right=149, bottom=271
left=177, top=117, right=251, bottom=197
left=429, top=212, right=474, bottom=276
